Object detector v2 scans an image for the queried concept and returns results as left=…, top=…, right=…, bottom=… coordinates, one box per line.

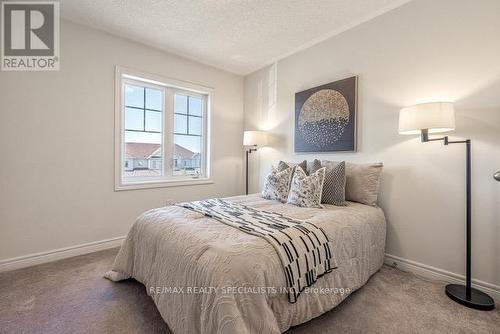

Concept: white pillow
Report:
left=261, top=166, right=294, bottom=202
left=287, top=166, right=326, bottom=208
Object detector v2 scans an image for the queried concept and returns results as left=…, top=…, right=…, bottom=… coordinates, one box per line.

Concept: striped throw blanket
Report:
left=178, top=198, right=337, bottom=303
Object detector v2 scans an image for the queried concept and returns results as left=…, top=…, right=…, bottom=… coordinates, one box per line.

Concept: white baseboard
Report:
left=0, top=236, right=125, bottom=273
left=385, top=253, right=500, bottom=301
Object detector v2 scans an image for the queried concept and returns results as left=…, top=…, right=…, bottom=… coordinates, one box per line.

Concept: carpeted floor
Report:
left=0, top=248, right=498, bottom=334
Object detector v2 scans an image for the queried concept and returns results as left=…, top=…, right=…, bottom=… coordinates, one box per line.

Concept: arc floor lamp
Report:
left=243, top=131, right=268, bottom=195
left=399, top=102, right=494, bottom=311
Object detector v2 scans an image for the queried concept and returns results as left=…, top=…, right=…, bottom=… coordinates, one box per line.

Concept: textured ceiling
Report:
left=61, top=0, right=411, bottom=75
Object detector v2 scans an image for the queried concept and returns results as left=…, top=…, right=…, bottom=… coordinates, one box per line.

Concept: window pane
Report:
left=125, top=85, right=144, bottom=108
left=145, top=111, right=162, bottom=132
left=174, top=114, right=187, bottom=134
left=189, top=96, right=203, bottom=116
left=175, top=94, right=187, bottom=114
left=123, top=82, right=164, bottom=181
left=124, top=107, right=144, bottom=131
left=189, top=116, right=202, bottom=135
left=146, top=88, right=162, bottom=110
left=124, top=140, right=163, bottom=178
left=173, top=134, right=202, bottom=176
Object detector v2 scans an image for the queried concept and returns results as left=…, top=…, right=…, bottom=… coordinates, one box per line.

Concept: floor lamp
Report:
left=399, top=102, right=495, bottom=311
left=243, top=131, right=268, bottom=195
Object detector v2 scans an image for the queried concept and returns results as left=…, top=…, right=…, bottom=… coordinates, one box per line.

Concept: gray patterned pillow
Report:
left=261, top=166, right=294, bottom=202
left=278, top=160, right=308, bottom=175
left=287, top=166, right=326, bottom=208
left=310, top=159, right=347, bottom=206
left=309, top=159, right=322, bottom=174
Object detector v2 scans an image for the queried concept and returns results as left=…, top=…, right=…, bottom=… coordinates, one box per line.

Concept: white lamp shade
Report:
left=243, top=130, right=268, bottom=146
left=399, top=102, right=455, bottom=135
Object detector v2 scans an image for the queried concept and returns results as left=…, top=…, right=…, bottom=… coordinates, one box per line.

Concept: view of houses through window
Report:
left=173, top=93, right=203, bottom=176
left=124, top=83, right=164, bottom=177
left=122, top=81, right=205, bottom=181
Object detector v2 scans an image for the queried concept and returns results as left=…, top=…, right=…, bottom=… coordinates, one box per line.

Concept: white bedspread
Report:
left=106, top=194, right=386, bottom=334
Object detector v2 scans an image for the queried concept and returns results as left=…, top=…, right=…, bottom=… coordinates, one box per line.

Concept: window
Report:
left=115, top=67, right=212, bottom=190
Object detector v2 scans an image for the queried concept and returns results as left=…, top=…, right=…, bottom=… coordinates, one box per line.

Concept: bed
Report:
left=106, top=193, right=386, bottom=334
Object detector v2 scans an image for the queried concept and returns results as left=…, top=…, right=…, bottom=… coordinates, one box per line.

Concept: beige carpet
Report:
left=0, top=248, right=498, bottom=334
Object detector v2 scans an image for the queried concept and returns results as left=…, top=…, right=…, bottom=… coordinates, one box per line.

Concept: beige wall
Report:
left=244, top=0, right=500, bottom=286
left=0, top=20, right=244, bottom=260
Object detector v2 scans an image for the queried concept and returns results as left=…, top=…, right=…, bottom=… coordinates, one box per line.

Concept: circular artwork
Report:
left=298, top=89, right=350, bottom=148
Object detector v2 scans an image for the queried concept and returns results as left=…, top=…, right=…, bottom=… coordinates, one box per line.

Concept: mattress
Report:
left=106, top=194, right=386, bottom=334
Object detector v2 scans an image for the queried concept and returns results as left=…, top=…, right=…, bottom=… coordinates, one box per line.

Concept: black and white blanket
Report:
left=179, top=198, right=337, bottom=303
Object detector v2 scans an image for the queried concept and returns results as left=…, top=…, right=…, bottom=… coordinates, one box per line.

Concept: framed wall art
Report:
left=294, top=76, right=357, bottom=153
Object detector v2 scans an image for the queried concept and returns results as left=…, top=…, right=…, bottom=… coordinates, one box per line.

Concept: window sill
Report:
left=115, top=178, right=213, bottom=191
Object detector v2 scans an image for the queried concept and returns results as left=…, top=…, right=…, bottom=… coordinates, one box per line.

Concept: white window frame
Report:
left=114, top=66, right=213, bottom=191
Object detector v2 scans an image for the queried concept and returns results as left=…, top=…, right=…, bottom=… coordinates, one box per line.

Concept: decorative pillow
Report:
left=261, top=166, right=294, bottom=202
left=278, top=160, right=308, bottom=175
left=344, top=162, right=383, bottom=206
left=287, top=166, right=326, bottom=208
left=308, top=159, right=322, bottom=174
left=310, top=160, right=346, bottom=206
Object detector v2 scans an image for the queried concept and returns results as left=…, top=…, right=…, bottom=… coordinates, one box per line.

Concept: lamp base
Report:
left=445, top=284, right=495, bottom=311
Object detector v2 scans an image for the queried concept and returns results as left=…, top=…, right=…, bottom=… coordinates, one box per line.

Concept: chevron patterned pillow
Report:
left=311, top=159, right=347, bottom=206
